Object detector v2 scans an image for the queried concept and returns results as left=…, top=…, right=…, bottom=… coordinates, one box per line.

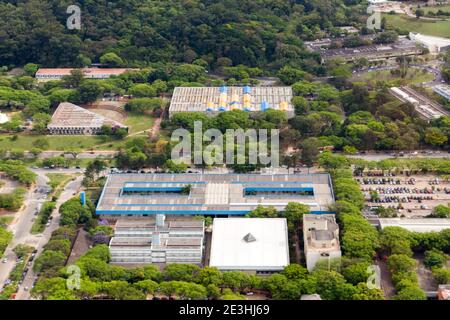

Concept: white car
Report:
left=2, top=258, right=7, bottom=263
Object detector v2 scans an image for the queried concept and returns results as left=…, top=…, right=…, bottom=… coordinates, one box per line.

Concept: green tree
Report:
left=100, top=52, right=124, bottom=67
left=424, top=249, right=448, bottom=269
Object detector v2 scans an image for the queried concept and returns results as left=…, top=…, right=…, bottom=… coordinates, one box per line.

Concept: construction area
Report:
left=168, top=86, right=295, bottom=118
left=47, top=102, right=127, bottom=135
left=389, top=86, right=449, bottom=120
left=95, top=173, right=335, bottom=216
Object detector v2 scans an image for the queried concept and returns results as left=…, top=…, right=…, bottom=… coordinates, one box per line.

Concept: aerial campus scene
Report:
left=1, top=0, right=450, bottom=309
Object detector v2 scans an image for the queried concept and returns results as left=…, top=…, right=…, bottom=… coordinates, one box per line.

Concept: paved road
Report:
left=0, top=173, right=49, bottom=291
left=14, top=175, right=83, bottom=300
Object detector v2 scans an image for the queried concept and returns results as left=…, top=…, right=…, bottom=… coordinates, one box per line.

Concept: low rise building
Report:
left=409, top=32, right=450, bottom=54
left=96, top=173, right=335, bottom=216
left=209, top=218, right=289, bottom=274
left=169, top=86, right=295, bottom=118
left=437, top=284, right=450, bottom=300
left=313, top=37, right=422, bottom=63
left=35, top=67, right=131, bottom=82
left=109, top=215, right=204, bottom=265
left=303, top=214, right=342, bottom=272
left=433, top=84, right=450, bottom=100
left=379, top=218, right=450, bottom=233
left=47, top=102, right=127, bottom=135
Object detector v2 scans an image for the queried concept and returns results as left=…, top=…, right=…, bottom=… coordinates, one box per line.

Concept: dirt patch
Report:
left=89, top=109, right=126, bottom=123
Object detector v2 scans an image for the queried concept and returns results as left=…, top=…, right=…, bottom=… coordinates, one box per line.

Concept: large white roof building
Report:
left=209, top=218, right=290, bottom=273
left=409, top=32, right=450, bottom=54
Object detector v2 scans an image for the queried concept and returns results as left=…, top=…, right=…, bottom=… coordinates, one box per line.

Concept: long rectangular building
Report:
left=96, top=173, right=335, bottom=216
left=109, top=215, right=204, bottom=265
left=312, top=37, right=422, bottom=62
left=169, top=86, right=295, bottom=118
left=35, top=67, right=131, bottom=81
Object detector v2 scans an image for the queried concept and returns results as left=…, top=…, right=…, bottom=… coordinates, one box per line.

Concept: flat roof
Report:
left=209, top=218, right=289, bottom=270
left=169, top=86, right=294, bottom=114
left=379, top=218, right=450, bottom=233
left=410, top=33, right=450, bottom=48
left=96, top=173, right=335, bottom=215
left=317, top=38, right=420, bottom=60
left=35, top=67, right=130, bottom=76
left=48, top=102, right=126, bottom=129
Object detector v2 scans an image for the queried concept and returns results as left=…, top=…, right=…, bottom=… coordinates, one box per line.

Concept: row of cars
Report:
left=2, top=249, right=38, bottom=295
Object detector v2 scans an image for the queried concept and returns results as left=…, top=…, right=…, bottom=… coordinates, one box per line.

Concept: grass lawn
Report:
left=46, top=173, right=77, bottom=192
left=384, top=13, right=450, bottom=38
left=0, top=113, right=154, bottom=152
left=0, top=134, right=117, bottom=151
left=352, top=68, right=434, bottom=86
left=124, top=113, right=154, bottom=134
left=0, top=215, right=14, bottom=228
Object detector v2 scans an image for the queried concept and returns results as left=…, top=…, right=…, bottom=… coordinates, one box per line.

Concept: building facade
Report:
left=109, top=215, right=204, bottom=265
left=96, top=173, right=335, bottom=216
left=47, top=102, right=127, bottom=135
left=303, top=214, right=342, bottom=272
left=169, top=86, right=295, bottom=118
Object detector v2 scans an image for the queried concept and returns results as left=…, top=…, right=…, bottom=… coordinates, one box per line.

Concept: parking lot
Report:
left=356, top=173, right=450, bottom=217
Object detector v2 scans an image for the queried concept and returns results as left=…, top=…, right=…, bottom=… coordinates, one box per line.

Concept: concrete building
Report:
left=109, top=215, right=204, bottom=265
left=35, top=68, right=131, bottom=82
left=303, top=214, right=341, bottom=272
left=96, top=173, right=335, bottom=216
left=313, top=37, right=422, bottom=63
left=169, top=86, right=295, bottom=118
left=47, top=102, right=127, bottom=135
left=433, top=84, right=450, bottom=100
left=389, top=86, right=448, bottom=120
left=0, top=112, right=9, bottom=124
left=379, top=218, right=450, bottom=233
left=437, top=284, right=450, bottom=300
left=209, top=218, right=289, bottom=273
left=409, top=32, right=450, bottom=54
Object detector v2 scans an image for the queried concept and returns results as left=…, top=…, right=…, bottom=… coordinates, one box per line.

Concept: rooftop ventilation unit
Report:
left=243, top=233, right=256, bottom=243
left=156, top=214, right=165, bottom=228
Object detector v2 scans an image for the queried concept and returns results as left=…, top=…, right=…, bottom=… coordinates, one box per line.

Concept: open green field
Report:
left=352, top=68, right=434, bottom=87
left=384, top=13, right=450, bottom=38
left=45, top=173, right=77, bottom=191
left=0, top=135, right=116, bottom=151
left=0, top=113, right=155, bottom=151
left=124, top=113, right=154, bottom=134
